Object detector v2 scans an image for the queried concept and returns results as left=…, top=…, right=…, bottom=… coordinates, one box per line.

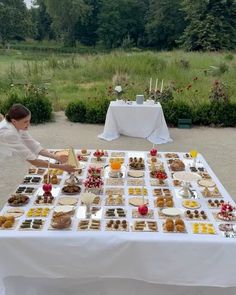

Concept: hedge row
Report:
left=0, top=89, right=52, bottom=124
left=65, top=98, right=110, bottom=124
left=65, top=99, right=236, bottom=127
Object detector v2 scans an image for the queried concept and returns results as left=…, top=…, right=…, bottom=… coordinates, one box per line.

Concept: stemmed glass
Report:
left=190, top=150, right=198, bottom=168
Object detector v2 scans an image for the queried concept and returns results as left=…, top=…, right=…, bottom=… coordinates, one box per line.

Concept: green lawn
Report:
left=0, top=46, right=235, bottom=111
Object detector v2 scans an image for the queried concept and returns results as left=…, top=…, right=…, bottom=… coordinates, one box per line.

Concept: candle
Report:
left=155, top=78, right=158, bottom=92
left=160, top=79, right=164, bottom=93
left=149, top=78, right=152, bottom=92
left=47, top=156, right=50, bottom=183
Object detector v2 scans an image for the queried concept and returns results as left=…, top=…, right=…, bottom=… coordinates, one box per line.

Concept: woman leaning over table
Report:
left=0, top=104, right=76, bottom=173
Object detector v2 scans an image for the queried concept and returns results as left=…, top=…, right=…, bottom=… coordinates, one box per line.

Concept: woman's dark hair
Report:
left=5, top=104, right=31, bottom=122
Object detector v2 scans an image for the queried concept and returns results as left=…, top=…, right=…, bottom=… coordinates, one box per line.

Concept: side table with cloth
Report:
left=98, top=101, right=172, bottom=144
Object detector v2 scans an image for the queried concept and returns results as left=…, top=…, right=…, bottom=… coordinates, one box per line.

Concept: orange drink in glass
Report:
left=110, top=161, right=121, bottom=171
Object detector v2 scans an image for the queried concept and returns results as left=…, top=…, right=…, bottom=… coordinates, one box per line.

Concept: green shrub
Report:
left=208, top=101, right=236, bottom=127
left=162, top=100, right=192, bottom=126
left=2, top=84, right=52, bottom=124
left=85, top=98, right=110, bottom=123
left=192, top=103, right=212, bottom=125
left=65, top=98, right=110, bottom=124
left=65, top=100, right=87, bottom=122
left=2, top=91, right=23, bottom=115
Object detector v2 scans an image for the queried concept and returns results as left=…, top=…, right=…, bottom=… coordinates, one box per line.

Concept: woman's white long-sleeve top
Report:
left=0, top=119, right=43, bottom=161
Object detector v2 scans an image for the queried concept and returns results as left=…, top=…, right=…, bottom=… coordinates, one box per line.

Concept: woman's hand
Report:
left=57, top=155, right=68, bottom=164
left=60, top=164, right=77, bottom=173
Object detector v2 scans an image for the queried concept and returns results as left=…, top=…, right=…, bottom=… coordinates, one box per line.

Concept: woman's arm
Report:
left=38, top=149, right=67, bottom=163
left=28, top=158, right=77, bottom=173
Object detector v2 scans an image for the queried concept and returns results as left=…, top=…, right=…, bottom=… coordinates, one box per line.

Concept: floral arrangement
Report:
left=219, top=202, right=236, bottom=220
left=84, top=167, right=104, bottom=190
left=156, top=171, right=168, bottom=184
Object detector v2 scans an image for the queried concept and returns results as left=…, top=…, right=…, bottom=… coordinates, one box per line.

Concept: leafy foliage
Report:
left=98, top=0, right=148, bottom=48
left=180, top=0, right=236, bottom=51
left=0, top=0, right=31, bottom=46
left=145, top=0, right=186, bottom=49
left=1, top=84, right=52, bottom=124
left=44, top=0, right=90, bottom=46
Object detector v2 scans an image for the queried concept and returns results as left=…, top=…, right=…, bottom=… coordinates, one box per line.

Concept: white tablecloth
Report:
left=98, top=101, right=172, bottom=144
left=0, top=151, right=236, bottom=295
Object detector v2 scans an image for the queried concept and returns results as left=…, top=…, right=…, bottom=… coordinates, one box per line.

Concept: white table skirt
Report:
left=0, top=151, right=236, bottom=295
left=98, top=101, right=172, bottom=144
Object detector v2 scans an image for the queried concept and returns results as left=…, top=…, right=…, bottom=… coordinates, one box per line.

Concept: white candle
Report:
left=160, top=79, right=164, bottom=93
left=149, top=78, right=152, bottom=92
left=155, top=78, right=158, bottom=92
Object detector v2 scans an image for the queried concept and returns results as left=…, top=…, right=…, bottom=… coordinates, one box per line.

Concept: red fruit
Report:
left=138, top=204, right=148, bottom=216
left=150, top=148, right=157, bottom=156
left=43, top=183, right=52, bottom=193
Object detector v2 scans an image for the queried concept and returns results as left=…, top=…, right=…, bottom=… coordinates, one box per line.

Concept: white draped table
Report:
left=0, top=150, right=236, bottom=295
left=98, top=101, right=172, bottom=144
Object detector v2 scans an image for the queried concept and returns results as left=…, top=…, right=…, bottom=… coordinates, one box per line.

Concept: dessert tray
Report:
left=105, top=195, right=125, bottom=206
left=19, top=219, right=44, bottom=230
left=154, top=196, right=174, bottom=208
left=27, top=207, right=50, bottom=218
left=105, top=208, right=126, bottom=218
left=15, top=186, right=36, bottom=195
left=8, top=194, right=30, bottom=207
left=207, top=199, right=224, bottom=208
left=192, top=223, right=216, bottom=235
left=198, top=179, right=216, bottom=187
left=0, top=215, right=17, bottom=230
left=153, top=188, right=172, bottom=197
left=161, top=208, right=182, bottom=217
left=22, top=176, right=42, bottom=184
left=163, top=218, right=187, bottom=233
left=127, top=179, right=145, bottom=186
left=132, top=209, right=154, bottom=219
left=218, top=223, right=236, bottom=232
left=127, top=170, right=145, bottom=178
left=131, top=220, right=158, bottom=232
left=34, top=194, right=55, bottom=205
left=184, top=209, right=208, bottom=221
left=105, top=178, right=125, bottom=186
left=58, top=197, right=78, bottom=206
left=3, top=208, right=24, bottom=218
left=128, top=187, right=148, bottom=196
left=105, top=219, right=129, bottom=231
left=49, top=216, right=72, bottom=230
left=201, top=187, right=222, bottom=198
left=213, top=212, right=236, bottom=222
left=182, top=200, right=201, bottom=209
left=78, top=219, right=101, bottom=231
left=61, top=185, right=81, bottom=195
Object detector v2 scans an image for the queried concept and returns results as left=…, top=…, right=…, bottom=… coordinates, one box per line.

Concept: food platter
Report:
left=161, top=208, right=182, bottom=217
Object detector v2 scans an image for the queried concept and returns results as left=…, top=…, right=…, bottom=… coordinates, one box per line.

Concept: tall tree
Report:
left=180, top=0, right=236, bottom=51
left=145, top=0, right=186, bottom=49
left=98, top=0, right=148, bottom=48
left=44, top=0, right=90, bottom=46
left=31, top=0, right=55, bottom=41
left=0, top=0, right=30, bottom=47
left=74, top=0, right=101, bottom=46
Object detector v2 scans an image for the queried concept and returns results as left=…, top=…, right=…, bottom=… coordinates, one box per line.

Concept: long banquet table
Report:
left=98, top=101, right=172, bottom=144
left=0, top=150, right=236, bottom=295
